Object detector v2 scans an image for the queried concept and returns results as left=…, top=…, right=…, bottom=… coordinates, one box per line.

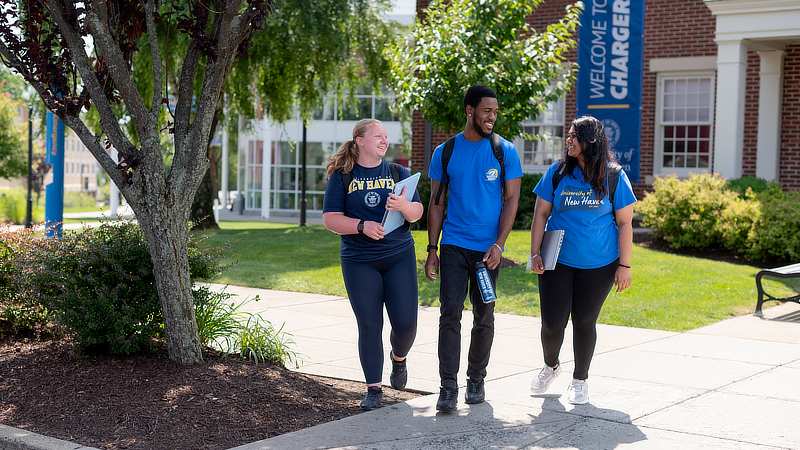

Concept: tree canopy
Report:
left=387, top=0, right=583, bottom=139
left=0, top=90, right=26, bottom=179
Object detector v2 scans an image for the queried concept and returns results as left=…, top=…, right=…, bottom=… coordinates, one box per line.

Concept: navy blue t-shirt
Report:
left=323, top=161, right=421, bottom=262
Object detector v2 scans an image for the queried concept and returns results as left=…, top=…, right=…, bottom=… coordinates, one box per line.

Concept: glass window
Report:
left=338, top=97, right=372, bottom=121
left=516, top=98, right=565, bottom=172
left=657, top=74, right=714, bottom=174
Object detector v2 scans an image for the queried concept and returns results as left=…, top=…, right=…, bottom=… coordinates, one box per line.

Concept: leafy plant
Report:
left=387, top=0, right=582, bottom=139
left=515, top=173, right=544, bottom=230
left=747, top=191, right=800, bottom=262
left=636, top=173, right=742, bottom=250
left=236, top=315, right=297, bottom=367
left=725, top=175, right=782, bottom=199
left=8, top=220, right=232, bottom=354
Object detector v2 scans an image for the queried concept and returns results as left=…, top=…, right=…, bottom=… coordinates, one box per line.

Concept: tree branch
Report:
left=146, top=0, right=164, bottom=117
left=44, top=0, right=133, bottom=157
left=84, top=0, right=154, bottom=140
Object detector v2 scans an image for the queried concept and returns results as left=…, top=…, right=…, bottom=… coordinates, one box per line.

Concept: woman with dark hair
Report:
left=322, top=118, right=423, bottom=411
left=528, top=115, right=637, bottom=404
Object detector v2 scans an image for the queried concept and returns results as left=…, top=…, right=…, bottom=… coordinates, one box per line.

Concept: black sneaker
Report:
left=360, top=386, right=383, bottom=411
left=465, top=377, right=485, bottom=404
left=436, top=386, right=458, bottom=412
left=389, top=350, right=407, bottom=389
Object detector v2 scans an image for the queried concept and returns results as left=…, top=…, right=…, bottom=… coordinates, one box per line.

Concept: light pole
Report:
left=25, top=106, right=32, bottom=228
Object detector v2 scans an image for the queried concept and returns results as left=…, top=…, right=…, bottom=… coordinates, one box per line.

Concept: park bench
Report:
left=754, top=262, right=800, bottom=317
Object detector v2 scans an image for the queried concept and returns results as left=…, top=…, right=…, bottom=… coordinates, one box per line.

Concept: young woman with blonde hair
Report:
left=323, top=118, right=423, bottom=410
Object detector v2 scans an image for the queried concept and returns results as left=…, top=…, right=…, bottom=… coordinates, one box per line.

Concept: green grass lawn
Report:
left=200, top=221, right=800, bottom=332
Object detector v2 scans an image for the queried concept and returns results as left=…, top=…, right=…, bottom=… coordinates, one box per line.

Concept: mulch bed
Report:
left=0, top=337, right=421, bottom=450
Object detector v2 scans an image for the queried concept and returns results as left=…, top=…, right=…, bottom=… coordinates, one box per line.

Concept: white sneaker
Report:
left=530, top=364, right=562, bottom=394
left=567, top=379, right=589, bottom=404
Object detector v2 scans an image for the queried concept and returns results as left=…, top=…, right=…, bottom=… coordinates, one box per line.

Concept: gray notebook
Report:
left=380, top=172, right=421, bottom=234
left=527, top=229, right=564, bottom=271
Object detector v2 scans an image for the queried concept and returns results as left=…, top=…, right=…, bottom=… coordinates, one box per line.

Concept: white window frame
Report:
left=515, top=97, right=566, bottom=173
left=654, top=71, right=716, bottom=177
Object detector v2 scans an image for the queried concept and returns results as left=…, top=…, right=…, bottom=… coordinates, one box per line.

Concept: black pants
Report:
left=537, top=260, right=618, bottom=380
left=438, top=245, right=498, bottom=387
left=341, top=247, right=418, bottom=385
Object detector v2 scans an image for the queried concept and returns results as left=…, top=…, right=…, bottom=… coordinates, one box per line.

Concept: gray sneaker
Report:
left=436, top=386, right=458, bottom=412
left=360, top=386, right=383, bottom=411
left=530, top=364, right=561, bottom=394
left=465, top=378, right=485, bottom=404
left=389, top=350, right=407, bottom=389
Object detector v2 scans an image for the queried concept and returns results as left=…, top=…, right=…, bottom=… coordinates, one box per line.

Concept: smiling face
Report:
left=467, top=97, right=499, bottom=139
left=566, top=125, right=583, bottom=159
left=356, top=123, right=389, bottom=165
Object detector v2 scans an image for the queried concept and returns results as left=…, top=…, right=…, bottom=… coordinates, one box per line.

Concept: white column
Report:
left=221, top=121, right=229, bottom=207
left=713, top=40, right=748, bottom=179
left=109, top=147, right=119, bottom=216
left=260, top=123, right=271, bottom=219
left=756, top=50, right=784, bottom=181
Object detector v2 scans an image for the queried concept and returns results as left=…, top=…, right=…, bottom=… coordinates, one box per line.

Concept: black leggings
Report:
left=537, top=259, right=618, bottom=380
left=341, top=246, right=418, bottom=385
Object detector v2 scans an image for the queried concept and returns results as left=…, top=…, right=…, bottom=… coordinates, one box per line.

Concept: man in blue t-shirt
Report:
left=425, top=85, right=523, bottom=412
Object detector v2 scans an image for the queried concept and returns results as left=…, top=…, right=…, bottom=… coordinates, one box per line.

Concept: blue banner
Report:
left=576, top=0, right=644, bottom=182
left=45, top=111, right=64, bottom=238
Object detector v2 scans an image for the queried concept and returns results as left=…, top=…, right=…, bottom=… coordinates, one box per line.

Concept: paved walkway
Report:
left=197, top=283, right=800, bottom=450
left=2, top=213, right=799, bottom=449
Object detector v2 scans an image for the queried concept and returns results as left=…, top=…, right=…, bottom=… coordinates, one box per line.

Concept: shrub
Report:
left=63, top=191, right=97, bottom=208
left=0, top=225, right=50, bottom=334
left=717, top=193, right=760, bottom=253
left=514, top=173, right=544, bottom=230
left=637, top=173, right=743, bottom=250
left=747, top=191, right=800, bottom=262
left=193, top=285, right=297, bottom=367
left=10, top=220, right=231, bottom=354
left=0, top=188, right=43, bottom=224
left=409, top=173, right=432, bottom=230
left=725, top=175, right=782, bottom=199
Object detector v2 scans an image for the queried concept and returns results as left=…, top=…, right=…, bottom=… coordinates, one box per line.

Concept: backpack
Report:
left=551, top=161, right=621, bottom=209
left=433, top=133, right=505, bottom=205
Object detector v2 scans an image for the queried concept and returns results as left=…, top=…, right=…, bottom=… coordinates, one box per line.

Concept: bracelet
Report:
left=619, top=264, right=630, bottom=268
left=427, top=244, right=438, bottom=252
left=492, top=243, right=503, bottom=252
left=530, top=253, right=540, bottom=260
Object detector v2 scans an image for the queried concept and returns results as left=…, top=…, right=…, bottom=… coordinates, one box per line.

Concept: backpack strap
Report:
left=433, top=136, right=456, bottom=206
left=551, top=160, right=568, bottom=195
left=608, top=163, right=621, bottom=210
left=490, top=133, right=505, bottom=201
left=389, top=162, right=403, bottom=184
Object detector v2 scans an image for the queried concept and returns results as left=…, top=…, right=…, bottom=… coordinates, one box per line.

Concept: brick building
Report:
left=410, top=0, right=800, bottom=195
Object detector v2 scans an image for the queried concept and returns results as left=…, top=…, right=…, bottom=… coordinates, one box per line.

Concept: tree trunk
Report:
left=137, top=207, right=204, bottom=364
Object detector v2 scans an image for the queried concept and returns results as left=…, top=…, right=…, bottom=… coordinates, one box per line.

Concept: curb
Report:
left=0, top=424, right=99, bottom=450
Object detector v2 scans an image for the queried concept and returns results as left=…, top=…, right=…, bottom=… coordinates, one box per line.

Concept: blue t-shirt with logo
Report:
left=428, top=133, right=523, bottom=252
left=323, top=161, right=421, bottom=262
left=533, top=161, right=637, bottom=269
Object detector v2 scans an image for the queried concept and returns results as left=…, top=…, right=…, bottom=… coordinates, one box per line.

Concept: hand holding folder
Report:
left=381, top=172, right=421, bottom=234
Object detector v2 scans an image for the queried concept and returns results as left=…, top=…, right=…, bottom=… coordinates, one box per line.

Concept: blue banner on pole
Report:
left=45, top=111, right=65, bottom=238
left=576, top=0, right=644, bottom=183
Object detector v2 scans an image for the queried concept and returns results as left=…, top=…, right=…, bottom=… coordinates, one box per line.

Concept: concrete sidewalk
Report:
left=193, top=283, right=800, bottom=450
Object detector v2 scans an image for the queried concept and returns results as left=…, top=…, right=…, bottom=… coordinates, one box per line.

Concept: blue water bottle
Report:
left=475, top=261, right=497, bottom=304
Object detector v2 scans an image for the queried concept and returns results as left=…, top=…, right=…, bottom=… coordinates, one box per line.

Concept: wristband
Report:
left=492, top=243, right=503, bottom=252
left=427, top=244, right=438, bottom=252
left=619, top=263, right=630, bottom=268
left=530, top=253, right=540, bottom=260
left=357, top=219, right=365, bottom=234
